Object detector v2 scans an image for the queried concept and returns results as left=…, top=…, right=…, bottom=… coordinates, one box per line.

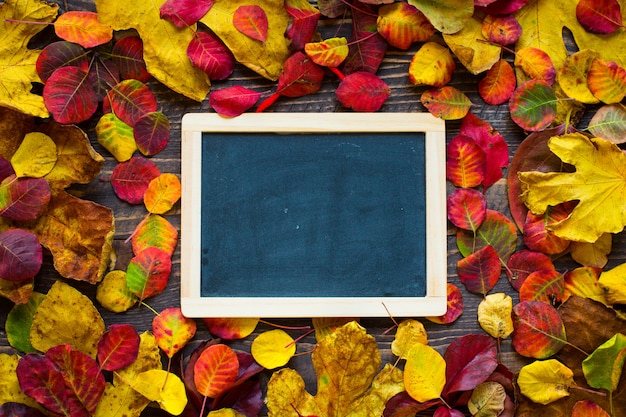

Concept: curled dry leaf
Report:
left=477, top=293, right=514, bottom=339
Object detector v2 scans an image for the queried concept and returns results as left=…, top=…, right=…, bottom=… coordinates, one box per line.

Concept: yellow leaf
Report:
left=557, top=49, right=601, bottom=104
left=312, top=317, right=357, bottom=342
left=144, top=173, right=181, bottom=214
left=0, top=0, right=58, bottom=117
left=10, top=132, right=57, bottom=178
left=95, top=332, right=161, bottom=417
left=404, top=342, right=446, bottom=403
left=570, top=233, right=612, bottom=268
left=344, top=364, right=404, bottom=417
left=29, top=189, right=115, bottom=283
left=96, top=113, right=137, bottom=162
left=30, top=281, right=105, bottom=357
left=517, top=359, right=574, bottom=405
left=518, top=133, right=626, bottom=242
left=201, top=0, right=291, bottom=80
left=563, top=267, right=608, bottom=305
left=96, top=270, right=138, bottom=313
left=408, top=41, right=455, bottom=87
left=251, top=329, right=295, bottom=369
left=407, top=0, right=473, bottom=34
left=391, top=319, right=428, bottom=359
left=477, top=293, right=514, bottom=339
left=305, top=37, right=349, bottom=67
left=0, top=106, right=34, bottom=160
left=443, top=14, right=501, bottom=75
left=208, top=409, right=247, bottom=417
left=130, top=369, right=187, bottom=415
left=95, top=0, right=210, bottom=101
left=266, top=368, right=321, bottom=417
left=599, top=262, right=626, bottom=305
left=0, top=353, right=42, bottom=409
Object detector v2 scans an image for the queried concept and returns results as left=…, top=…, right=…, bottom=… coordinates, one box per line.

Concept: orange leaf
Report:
left=152, top=307, right=197, bottom=358
left=304, top=37, right=348, bottom=67
left=478, top=59, right=516, bottom=105
left=377, top=2, right=435, bottom=50
left=54, top=11, right=112, bottom=48
left=515, top=47, right=556, bottom=85
left=421, top=86, right=472, bottom=120
left=233, top=5, right=268, bottom=43
left=446, top=134, right=485, bottom=188
left=587, top=58, right=626, bottom=104
left=193, top=344, right=239, bottom=398
left=144, top=173, right=181, bottom=214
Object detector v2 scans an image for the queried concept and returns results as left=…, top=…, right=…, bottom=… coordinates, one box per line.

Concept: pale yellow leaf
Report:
left=477, top=293, right=514, bottom=339
left=404, top=343, right=446, bottom=403
left=391, top=319, right=428, bottom=359
left=408, top=41, right=455, bottom=87
left=443, top=14, right=501, bottom=75
left=11, top=132, right=57, bottom=178
left=570, top=233, right=612, bottom=268
left=468, top=381, right=506, bottom=417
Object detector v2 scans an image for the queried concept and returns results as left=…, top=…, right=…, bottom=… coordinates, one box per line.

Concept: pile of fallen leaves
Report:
left=1, top=0, right=626, bottom=416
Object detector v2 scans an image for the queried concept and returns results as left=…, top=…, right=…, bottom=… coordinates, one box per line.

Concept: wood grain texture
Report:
left=1, top=1, right=626, bottom=416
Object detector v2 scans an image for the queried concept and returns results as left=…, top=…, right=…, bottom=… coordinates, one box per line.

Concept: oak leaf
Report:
left=518, top=133, right=626, bottom=242
left=0, top=0, right=58, bottom=118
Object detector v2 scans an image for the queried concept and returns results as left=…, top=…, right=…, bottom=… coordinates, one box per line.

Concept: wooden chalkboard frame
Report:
left=180, top=113, right=447, bottom=318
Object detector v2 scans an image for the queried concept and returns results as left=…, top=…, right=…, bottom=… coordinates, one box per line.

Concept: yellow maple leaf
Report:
left=518, top=133, right=626, bottom=243
left=95, top=0, right=210, bottom=101
left=0, top=0, right=58, bottom=117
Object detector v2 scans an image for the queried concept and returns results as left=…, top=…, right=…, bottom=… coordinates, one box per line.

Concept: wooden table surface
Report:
left=1, top=1, right=625, bottom=416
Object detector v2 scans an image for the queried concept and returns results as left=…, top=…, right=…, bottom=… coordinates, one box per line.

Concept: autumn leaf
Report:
left=335, top=71, right=390, bottom=112
left=509, top=80, right=557, bottom=131
left=96, top=113, right=137, bottom=162
left=446, top=188, right=487, bottom=232
left=0, top=0, right=58, bottom=118
left=203, top=317, right=259, bottom=340
left=443, top=14, right=501, bottom=75
left=558, top=49, right=601, bottom=104
left=0, top=353, right=42, bottom=409
left=110, top=155, right=161, bottom=205
left=588, top=103, right=626, bottom=144
left=97, top=323, right=140, bottom=371
left=426, top=283, right=464, bottom=325
left=284, top=0, right=320, bottom=51
left=477, top=293, right=514, bottom=339
left=144, top=173, right=181, bottom=214
left=194, top=344, right=240, bottom=399
left=515, top=47, right=557, bottom=85
left=468, top=382, right=506, bottom=417
left=42, top=66, right=98, bottom=125
left=572, top=400, right=611, bottom=417
left=587, top=58, right=626, bottom=103
left=6, top=291, right=45, bottom=353
left=133, top=111, right=170, bottom=156
left=570, top=233, right=612, bottom=268
left=152, top=307, right=197, bottom=358
left=408, top=41, right=455, bottom=87
left=519, top=269, right=564, bottom=303
left=111, top=36, right=150, bottom=82
left=131, top=214, right=178, bottom=258
left=422, top=86, right=472, bottom=120
left=376, top=2, right=435, bottom=50
left=407, top=0, right=473, bottom=34
left=446, top=135, right=485, bottom=188
left=29, top=281, right=105, bottom=358
left=187, top=31, right=235, bottom=81
left=391, top=319, right=428, bottom=360
left=456, top=209, right=517, bottom=263
left=512, top=300, right=567, bottom=359
left=10, top=132, right=57, bottom=178
left=481, top=15, right=522, bottom=46
left=576, top=0, right=623, bottom=34
left=442, top=334, right=498, bottom=398
left=405, top=342, right=446, bottom=402
left=518, top=133, right=626, bottom=242
left=209, top=86, right=261, bottom=117
left=517, top=359, right=575, bottom=405
left=54, top=11, right=113, bottom=48
left=251, top=329, right=296, bottom=369
left=96, top=270, right=138, bottom=313
left=0, top=176, right=51, bottom=222
left=479, top=59, right=517, bottom=106
left=125, top=247, right=172, bottom=302
left=457, top=245, right=501, bottom=295
left=598, top=262, right=626, bottom=305
left=0, top=229, right=42, bottom=283
left=563, top=267, right=607, bottom=305
left=305, top=37, right=349, bottom=67
left=130, top=369, right=188, bottom=415
left=160, top=0, right=215, bottom=28
left=582, top=333, right=626, bottom=392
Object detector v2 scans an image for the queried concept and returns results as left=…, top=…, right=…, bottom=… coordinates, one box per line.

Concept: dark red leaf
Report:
left=443, top=334, right=499, bottom=398
left=343, top=7, right=388, bottom=75
left=576, top=0, right=623, bottom=34
left=457, top=244, right=501, bottom=295
left=233, top=5, right=268, bottom=43
left=210, top=85, right=261, bottom=116
left=336, top=71, right=390, bottom=111
left=434, top=406, right=465, bottom=417
left=213, top=379, right=263, bottom=416
left=0, top=157, right=14, bottom=181
left=506, top=249, right=556, bottom=291
left=0, top=175, right=50, bottom=222
left=111, top=156, right=161, bottom=204
left=187, top=31, right=235, bottom=80
left=43, top=66, right=98, bottom=124
left=45, top=344, right=105, bottom=416
left=383, top=392, right=441, bottom=417
left=512, top=300, right=567, bottom=358
left=285, top=0, right=321, bottom=51
left=0, top=402, right=47, bottom=417
left=446, top=187, right=487, bottom=232
left=16, top=354, right=69, bottom=415
left=0, top=229, right=42, bottom=282
left=160, top=0, right=215, bottom=27
left=277, top=51, right=325, bottom=97
left=108, top=79, right=158, bottom=127
left=111, top=36, right=151, bottom=82
left=88, top=58, right=119, bottom=101
left=97, top=323, right=140, bottom=371
left=133, top=111, right=170, bottom=156
left=459, top=112, right=509, bottom=189
left=36, top=40, right=89, bottom=83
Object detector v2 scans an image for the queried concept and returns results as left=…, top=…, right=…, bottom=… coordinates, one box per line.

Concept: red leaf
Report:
left=457, top=244, right=501, bottom=295
left=233, top=5, right=268, bottom=43
left=523, top=205, right=573, bottom=255
left=133, top=111, right=170, bottom=156
left=203, top=318, right=260, bottom=340
left=111, top=36, right=151, bottom=82
left=0, top=229, right=42, bottom=282
left=443, top=334, right=499, bottom=397
left=187, top=31, right=235, bottom=80
left=16, top=354, right=69, bottom=416
left=88, top=59, right=119, bottom=101
left=336, top=71, right=390, bottom=111
left=506, top=249, right=556, bottom=292
left=152, top=307, right=197, bottom=358
left=519, top=269, right=564, bottom=303
left=108, top=79, right=158, bottom=127
left=0, top=156, right=14, bottom=181
left=0, top=175, right=50, bottom=222
left=512, top=300, right=567, bottom=358
left=446, top=187, right=487, bottom=232
left=459, top=112, right=509, bottom=189
left=54, top=11, right=112, bottom=48
left=36, top=41, right=89, bottom=83
left=160, top=0, right=215, bottom=27
left=43, top=66, right=98, bottom=124
left=285, top=0, right=321, bottom=51
left=576, top=0, right=622, bottom=34
left=343, top=8, right=388, bottom=75
left=481, top=15, right=522, bottom=46
left=125, top=247, right=172, bottom=301
left=481, top=0, right=528, bottom=14
left=111, top=156, right=161, bottom=204
left=194, top=344, right=239, bottom=398
left=97, top=324, right=140, bottom=371
left=446, top=135, right=485, bottom=188
left=209, top=85, right=261, bottom=117
left=277, top=51, right=325, bottom=97
left=478, top=59, right=516, bottom=106
left=426, top=283, right=464, bottom=325
left=45, top=344, right=105, bottom=416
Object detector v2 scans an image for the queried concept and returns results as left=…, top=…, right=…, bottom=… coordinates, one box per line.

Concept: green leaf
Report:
left=582, top=333, right=626, bottom=392
left=6, top=291, right=45, bottom=353
left=456, top=209, right=517, bottom=263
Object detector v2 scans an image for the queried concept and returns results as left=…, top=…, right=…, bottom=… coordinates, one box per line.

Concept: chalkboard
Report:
left=181, top=113, right=447, bottom=317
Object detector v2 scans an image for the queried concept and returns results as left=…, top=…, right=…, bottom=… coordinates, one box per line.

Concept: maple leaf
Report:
left=0, top=0, right=58, bottom=117
left=518, top=133, right=626, bottom=243
left=266, top=321, right=404, bottom=417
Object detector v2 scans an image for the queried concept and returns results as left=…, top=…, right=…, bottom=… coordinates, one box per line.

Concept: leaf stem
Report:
left=141, top=301, right=159, bottom=316
left=255, top=92, right=281, bottom=112
left=570, top=385, right=607, bottom=397
left=259, top=319, right=311, bottom=331
left=329, top=66, right=345, bottom=81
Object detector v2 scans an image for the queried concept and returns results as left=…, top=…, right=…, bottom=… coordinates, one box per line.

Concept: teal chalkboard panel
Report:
left=181, top=113, right=447, bottom=317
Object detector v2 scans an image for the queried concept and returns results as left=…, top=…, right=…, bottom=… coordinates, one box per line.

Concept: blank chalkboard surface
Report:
left=181, top=113, right=447, bottom=317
